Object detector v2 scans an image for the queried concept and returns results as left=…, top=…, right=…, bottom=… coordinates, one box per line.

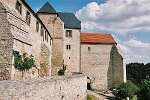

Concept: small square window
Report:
left=66, top=45, right=71, bottom=50
left=26, top=11, right=31, bottom=25
left=66, top=30, right=72, bottom=37
left=88, top=47, right=91, bottom=51
left=16, top=1, right=22, bottom=14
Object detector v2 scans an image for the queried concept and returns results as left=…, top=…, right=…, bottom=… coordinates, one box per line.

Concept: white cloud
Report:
left=124, top=39, right=150, bottom=50
left=76, top=0, right=150, bottom=34
left=118, top=44, right=150, bottom=63
left=35, top=7, right=40, bottom=12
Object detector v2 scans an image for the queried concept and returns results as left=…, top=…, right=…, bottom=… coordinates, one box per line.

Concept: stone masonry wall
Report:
left=0, top=2, right=13, bottom=80
left=37, top=13, right=64, bottom=76
left=81, top=44, right=114, bottom=90
left=0, top=74, right=87, bottom=100
left=63, top=28, right=81, bottom=73
left=81, top=43, right=124, bottom=90
left=111, top=45, right=124, bottom=88
left=0, top=0, right=52, bottom=80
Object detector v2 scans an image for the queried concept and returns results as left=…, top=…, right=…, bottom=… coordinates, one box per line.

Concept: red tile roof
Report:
left=81, top=33, right=116, bottom=44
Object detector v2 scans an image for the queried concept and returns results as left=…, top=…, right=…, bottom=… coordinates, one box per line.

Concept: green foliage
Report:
left=58, top=64, right=66, bottom=75
left=13, top=50, right=37, bottom=72
left=58, top=69, right=65, bottom=75
left=137, top=79, right=150, bottom=100
left=117, top=80, right=139, bottom=99
left=126, top=62, right=150, bottom=86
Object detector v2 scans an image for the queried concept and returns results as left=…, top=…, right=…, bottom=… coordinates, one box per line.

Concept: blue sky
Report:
left=26, top=0, right=150, bottom=64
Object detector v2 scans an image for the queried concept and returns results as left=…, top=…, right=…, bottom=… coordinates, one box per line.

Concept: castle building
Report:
left=0, top=0, right=52, bottom=79
left=0, top=0, right=125, bottom=90
left=81, top=33, right=125, bottom=89
left=36, top=2, right=81, bottom=75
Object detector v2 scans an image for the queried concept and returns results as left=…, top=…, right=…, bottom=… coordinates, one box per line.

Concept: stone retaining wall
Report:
left=0, top=74, right=87, bottom=100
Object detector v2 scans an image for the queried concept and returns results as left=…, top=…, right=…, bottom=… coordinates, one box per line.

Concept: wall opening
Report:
left=87, top=77, right=91, bottom=90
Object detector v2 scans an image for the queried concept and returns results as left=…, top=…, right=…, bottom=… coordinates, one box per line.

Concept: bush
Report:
left=58, top=69, right=65, bottom=75
left=117, top=80, right=139, bottom=99
left=137, top=79, right=150, bottom=100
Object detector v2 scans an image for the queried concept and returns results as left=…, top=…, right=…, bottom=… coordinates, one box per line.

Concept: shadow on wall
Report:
left=107, top=45, right=124, bottom=89
left=107, top=45, right=115, bottom=89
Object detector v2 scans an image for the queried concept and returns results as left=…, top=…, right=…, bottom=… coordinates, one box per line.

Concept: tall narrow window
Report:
left=36, top=21, right=39, bottom=32
left=66, top=30, right=72, bottom=37
left=26, top=11, right=31, bottom=25
left=40, top=26, right=43, bottom=36
left=16, top=1, right=22, bottom=14
left=66, top=45, right=71, bottom=50
left=45, top=31, right=47, bottom=41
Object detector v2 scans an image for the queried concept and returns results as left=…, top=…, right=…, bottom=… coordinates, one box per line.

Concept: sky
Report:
left=26, top=0, right=150, bottom=64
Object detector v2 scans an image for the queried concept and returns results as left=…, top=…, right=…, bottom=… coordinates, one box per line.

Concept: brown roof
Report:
left=81, top=33, right=116, bottom=44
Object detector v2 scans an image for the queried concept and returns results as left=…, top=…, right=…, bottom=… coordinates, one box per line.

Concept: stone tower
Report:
left=37, top=2, right=81, bottom=75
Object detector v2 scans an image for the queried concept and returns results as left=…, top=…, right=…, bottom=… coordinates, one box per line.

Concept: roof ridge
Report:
left=81, top=32, right=111, bottom=35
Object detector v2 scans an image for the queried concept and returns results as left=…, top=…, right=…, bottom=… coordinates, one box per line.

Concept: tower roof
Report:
left=37, top=2, right=56, bottom=14
left=58, top=12, right=81, bottom=29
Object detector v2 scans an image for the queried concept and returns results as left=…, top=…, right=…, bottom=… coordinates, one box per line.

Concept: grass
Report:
left=87, top=94, right=97, bottom=100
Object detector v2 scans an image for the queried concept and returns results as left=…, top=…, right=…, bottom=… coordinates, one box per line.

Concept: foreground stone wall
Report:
left=0, top=74, right=87, bottom=100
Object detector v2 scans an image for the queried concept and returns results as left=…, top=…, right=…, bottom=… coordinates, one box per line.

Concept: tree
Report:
left=117, top=80, right=139, bottom=99
left=137, top=79, right=150, bottom=100
left=126, top=62, right=147, bottom=86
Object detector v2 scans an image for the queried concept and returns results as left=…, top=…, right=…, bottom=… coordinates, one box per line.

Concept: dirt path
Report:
left=87, top=90, right=119, bottom=100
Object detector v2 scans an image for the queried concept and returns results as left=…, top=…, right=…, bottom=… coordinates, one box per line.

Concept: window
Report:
left=26, top=11, right=31, bottom=25
left=66, top=45, right=71, bottom=50
left=16, top=1, right=22, bottom=14
left=40, top=26, right=43, bottom=36
left=36, top=21, right=39, bottom=32
left=88, top=47, right=91, bottom=51
left=66, top=30, right=72, bottom=37
left=45, top=31, right=48, bottom=41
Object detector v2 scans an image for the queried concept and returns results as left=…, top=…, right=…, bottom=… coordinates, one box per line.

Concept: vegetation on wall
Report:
left=13, top=50, right=38, bottom=77
left=58, top=63, right=66, bottom=75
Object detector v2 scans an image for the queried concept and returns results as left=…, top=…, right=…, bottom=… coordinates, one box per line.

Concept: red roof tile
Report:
left=81, top=33, right=116, bottom=44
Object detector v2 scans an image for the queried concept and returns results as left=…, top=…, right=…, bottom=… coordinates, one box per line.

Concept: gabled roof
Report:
left=81, top=33, right=116, bottom=44
left=37, top=2, right=56, bottom=14
left=58, top=12, right=81, bottom=29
